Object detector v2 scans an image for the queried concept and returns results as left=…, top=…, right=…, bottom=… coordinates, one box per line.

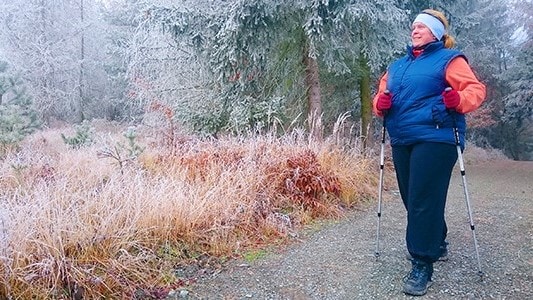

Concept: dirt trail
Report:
left=185, top=160, right=532, bottom=300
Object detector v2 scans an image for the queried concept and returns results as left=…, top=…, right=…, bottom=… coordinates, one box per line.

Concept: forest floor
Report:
left=179, top=159, right=532, bottom=300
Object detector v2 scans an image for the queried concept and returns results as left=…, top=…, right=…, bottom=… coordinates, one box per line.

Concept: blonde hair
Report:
left=422, top=9, right=456, bottom=48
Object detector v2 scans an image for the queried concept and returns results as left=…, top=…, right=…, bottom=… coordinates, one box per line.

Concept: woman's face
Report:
left=411, top=22, right=436, bottom=47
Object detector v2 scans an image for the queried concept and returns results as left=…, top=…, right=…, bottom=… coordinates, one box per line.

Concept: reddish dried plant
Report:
left=148, top=143, right=246, bottom=182
left=277, top=150, right=341, bottom=216
left=149, top=101, right=177, bottom=153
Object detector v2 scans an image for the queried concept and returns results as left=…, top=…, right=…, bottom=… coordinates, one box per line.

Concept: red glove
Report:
left=442, top=89, right=460, bottom=110
left=376, top=92, right=392, bottom=112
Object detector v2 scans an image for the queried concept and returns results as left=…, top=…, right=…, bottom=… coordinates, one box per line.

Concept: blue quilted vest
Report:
left=385, top=41, right=467, bottom=148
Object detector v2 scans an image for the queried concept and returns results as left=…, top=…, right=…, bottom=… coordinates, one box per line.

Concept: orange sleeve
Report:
left=372, top=72, right=388, bottom=117
left=445, top=57, right=486, bottom=113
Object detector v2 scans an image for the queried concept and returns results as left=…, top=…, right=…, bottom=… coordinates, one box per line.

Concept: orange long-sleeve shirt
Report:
left=372, top=56, right=486, bottom=116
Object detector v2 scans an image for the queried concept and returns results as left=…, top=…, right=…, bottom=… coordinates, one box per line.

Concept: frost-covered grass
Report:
left=0, top=122, right=378, bottom=298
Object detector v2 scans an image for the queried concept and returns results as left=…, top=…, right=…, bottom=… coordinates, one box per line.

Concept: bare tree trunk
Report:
left=359, top=54, right=373, bottom=150
left=77, top=0, right=86, bottom=121
left=303, top=39, right=323, bottom=142
left=38, top=0, right=53, bottom=122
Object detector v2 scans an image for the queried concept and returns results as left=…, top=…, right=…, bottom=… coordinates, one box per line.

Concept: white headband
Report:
left=413, top=13, right=445, bottom=40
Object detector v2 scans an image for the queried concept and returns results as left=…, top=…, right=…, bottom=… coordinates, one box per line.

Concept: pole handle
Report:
left=381, top=90, right=390, bottom=116
left=444, top=87, right=456, bottom=114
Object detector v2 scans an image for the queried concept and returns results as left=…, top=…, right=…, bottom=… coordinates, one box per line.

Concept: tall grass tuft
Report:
left=0, top=121, right=380, bottom=298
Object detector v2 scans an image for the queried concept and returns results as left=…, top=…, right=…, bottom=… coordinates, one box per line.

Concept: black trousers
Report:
left=392, top=142, right=457, bottom=263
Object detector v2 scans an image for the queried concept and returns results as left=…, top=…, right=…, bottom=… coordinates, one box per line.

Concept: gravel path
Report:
left=184, top=159, right=532, bottom=299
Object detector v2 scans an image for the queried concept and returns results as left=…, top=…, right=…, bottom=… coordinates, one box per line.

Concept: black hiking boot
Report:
left=406, top=242, right=448, bottom=262
left=403, top=259, right=433, bottom=296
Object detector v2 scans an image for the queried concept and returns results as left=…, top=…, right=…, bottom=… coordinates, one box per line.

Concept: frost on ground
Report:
left=183, top=160, right=532, bottom=300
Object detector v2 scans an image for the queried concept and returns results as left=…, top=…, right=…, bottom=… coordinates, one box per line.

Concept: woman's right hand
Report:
left=376, top=92, right=392, bottom=112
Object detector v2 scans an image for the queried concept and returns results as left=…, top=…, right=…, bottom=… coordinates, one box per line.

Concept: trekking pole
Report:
left=445, top=87, right=483, bottom=277
left=375, top=90, right=389, bottom=258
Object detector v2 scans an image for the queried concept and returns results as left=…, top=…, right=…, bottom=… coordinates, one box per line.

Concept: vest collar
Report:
left=407, top=41, right=445, bottom=59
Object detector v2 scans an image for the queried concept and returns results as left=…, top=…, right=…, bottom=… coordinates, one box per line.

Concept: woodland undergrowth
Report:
left=0, top=119, right=384, bottom=299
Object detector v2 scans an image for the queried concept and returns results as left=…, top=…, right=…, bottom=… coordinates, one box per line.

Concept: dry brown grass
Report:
left=0, top=122, right=378, bottom=299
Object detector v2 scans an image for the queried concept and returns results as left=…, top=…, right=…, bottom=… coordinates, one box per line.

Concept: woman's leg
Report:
left=404, top=142, right=457, bottom=262
left=391, top=145, right=412, bottom=210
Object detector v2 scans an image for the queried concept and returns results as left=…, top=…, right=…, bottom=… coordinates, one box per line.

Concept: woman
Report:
left=372, top=9, right=486, bottom=296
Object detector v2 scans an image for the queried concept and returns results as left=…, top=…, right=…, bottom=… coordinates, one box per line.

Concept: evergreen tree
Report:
left=142, top=0, right=407, bottom=140
left=0, top=61, right=40, bottom=151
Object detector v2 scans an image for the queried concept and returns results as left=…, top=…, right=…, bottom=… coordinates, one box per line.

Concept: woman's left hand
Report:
left=442, top=89, right=460, bottom=109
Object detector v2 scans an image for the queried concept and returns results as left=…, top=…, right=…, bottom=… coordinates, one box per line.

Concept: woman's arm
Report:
left=373, top=72, right=389, bottom=116
left=445, top=57, right=486, bottom=114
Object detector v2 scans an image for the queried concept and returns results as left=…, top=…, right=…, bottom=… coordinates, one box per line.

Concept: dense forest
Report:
left=0, top=0, right=531, bottom=159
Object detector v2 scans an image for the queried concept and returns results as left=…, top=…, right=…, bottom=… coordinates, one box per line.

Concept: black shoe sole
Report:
left=403, top=280, right=433, bottom=296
